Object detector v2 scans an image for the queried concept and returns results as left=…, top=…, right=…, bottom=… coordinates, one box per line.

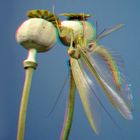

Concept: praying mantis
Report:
left=27, top=10, right=133, bottom=140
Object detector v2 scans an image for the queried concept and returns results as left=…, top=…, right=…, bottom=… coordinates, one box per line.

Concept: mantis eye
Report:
left=87, top=42, right=97, bottom=52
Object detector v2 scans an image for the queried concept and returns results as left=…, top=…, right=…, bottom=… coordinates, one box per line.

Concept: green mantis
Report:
left=27, top=9, right=133, bottom=140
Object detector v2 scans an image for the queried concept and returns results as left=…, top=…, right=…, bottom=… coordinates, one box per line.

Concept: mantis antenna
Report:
left=46, top=72, right=69, bottom=118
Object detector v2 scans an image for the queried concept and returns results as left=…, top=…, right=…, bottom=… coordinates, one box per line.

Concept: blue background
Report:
left=0, top=0, right=140, bottom=140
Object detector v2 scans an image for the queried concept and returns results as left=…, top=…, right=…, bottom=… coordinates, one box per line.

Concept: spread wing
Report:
left=79, top=47, right=133, bottom=120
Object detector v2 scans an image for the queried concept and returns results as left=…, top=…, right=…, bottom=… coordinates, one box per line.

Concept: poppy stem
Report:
left=60, top=70, right=76, bottom=140
left=17, top=50, right=37, bottom=140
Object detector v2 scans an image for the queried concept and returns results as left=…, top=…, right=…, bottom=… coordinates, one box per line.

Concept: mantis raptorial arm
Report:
left=54, top=16, right=80, bottom=59
left=52, top=12, right=75, bottom=41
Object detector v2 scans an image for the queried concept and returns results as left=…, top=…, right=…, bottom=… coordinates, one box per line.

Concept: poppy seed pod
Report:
left=16, top=18, right=57, bottom=52
left=60, top=20, right=96, bottom=46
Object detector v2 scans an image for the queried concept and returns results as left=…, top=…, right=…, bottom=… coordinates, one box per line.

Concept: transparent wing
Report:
left=79, top=48, right=133, bottom=120
left=70, top=58, right=101, bottom=134
left=88, top=46, right=133, bottom=106
left=96, top=24, right=124, bottom=41
left=78, top=58, right=120, bottom=128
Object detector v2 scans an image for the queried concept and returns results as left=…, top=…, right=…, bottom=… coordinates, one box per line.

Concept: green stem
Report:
left=60, top=70, right=76, bottom=140
left=17, top=61, right=37, bottom=140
